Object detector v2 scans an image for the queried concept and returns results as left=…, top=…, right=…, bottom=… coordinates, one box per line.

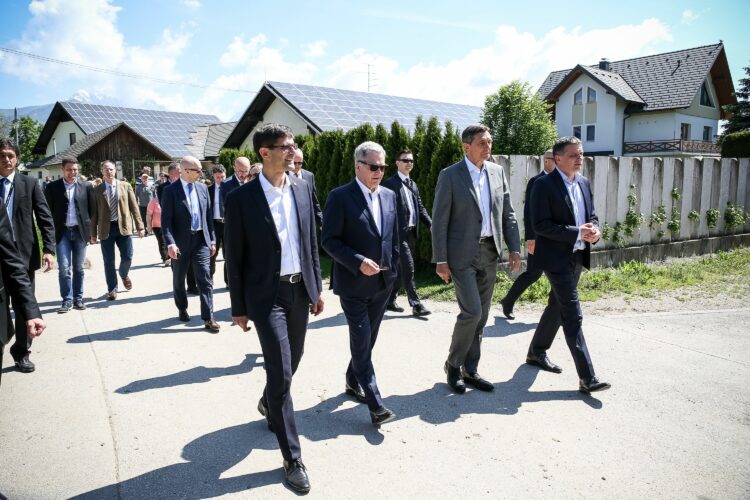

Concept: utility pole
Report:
left=367, top=64, right=378, bottom=92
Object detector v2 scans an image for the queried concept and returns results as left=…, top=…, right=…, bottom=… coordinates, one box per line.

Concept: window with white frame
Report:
left=573, top=126, right=582, bottom=139
left=587, top=88, right=597, bottom=103
left=700, top=81, right=714, bottom=107
left=703, top=126, right=712, bottom=141
left=586, top=125, right=595, bottom=142
left=574, top=88, right=583, bottom=105
left=680, top=123, right=691, bottom=140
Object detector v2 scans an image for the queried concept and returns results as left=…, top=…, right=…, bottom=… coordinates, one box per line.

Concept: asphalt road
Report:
left=1, top=235, right=749, bottom=499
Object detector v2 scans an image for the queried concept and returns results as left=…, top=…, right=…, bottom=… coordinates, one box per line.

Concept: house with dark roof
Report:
left=220, top=81, right=481, bottom=154
left=538, top=43, right=736, bottom=156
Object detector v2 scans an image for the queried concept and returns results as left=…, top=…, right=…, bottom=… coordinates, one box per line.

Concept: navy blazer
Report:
left=530, top=170, right=598, bottom=271
left=219, top=176, right=241, bottom=210
left=224, top=176, right=322, bottom=321
left=9, top=173, right=56, bottom=270
left=523, top=171, right=546, bottom=240
left=381, top=174, right=431, bottom=237
left=45, top=179, right=97, bottom=243
left=294, top=169, right=323, bottom=228
left=161, top=180, right=215, bottom=251
left=322, top=180, right=399, bottom=298
left=207, top=182, right=225, bottom=220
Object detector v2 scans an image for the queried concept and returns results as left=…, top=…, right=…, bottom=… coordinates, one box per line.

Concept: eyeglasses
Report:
left=398, top=159, right=414, bottom=164
left=358, top=161, right=387, bottom=172
left=267, top=144, right=297, bottom=153
left=294, top=161, right=303, bottom=167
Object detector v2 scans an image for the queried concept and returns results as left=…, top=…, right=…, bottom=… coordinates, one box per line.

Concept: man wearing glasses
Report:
left=498, top=149, right=556, bottom=321
left=432, top=124, right=521, bottom=394
left=382, top=148, right=432, bottom=317
left=161, top=156, right=219, bottom=332
left=224, top=124, right=323, bottom=493
left=322, top=141, right=400, bottom=427
left=220, top=156, right=252, bottom=209
left=289, top=148, right=322, bottom=228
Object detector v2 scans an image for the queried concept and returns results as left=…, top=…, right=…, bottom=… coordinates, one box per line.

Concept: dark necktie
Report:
left=0, top=178, right=9, bottom=205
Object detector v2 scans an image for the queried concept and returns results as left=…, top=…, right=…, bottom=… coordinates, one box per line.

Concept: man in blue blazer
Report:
left=224, top=124, right=324, bottom=493
left=322, top=141, right=400, bottom=427
left=161, top=156, right=219, bottom=332
left=528, top=136, right=610, bottom=393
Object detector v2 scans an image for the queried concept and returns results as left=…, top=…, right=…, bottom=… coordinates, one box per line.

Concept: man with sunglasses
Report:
left=161, top=156, right=219, bottom=332
left=432, top=124, right=521, bottom=394
left=289, top=148, right=323, bottom=228
left=220, top=156, right=252, bottom=209
left=322, top=141, right=400, bottom=427
left=382, top=148, right=432, bottom=317
left=224, top=124, right=323, bottom=493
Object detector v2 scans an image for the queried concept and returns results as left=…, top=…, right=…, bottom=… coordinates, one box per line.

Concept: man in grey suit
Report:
left=431, top=124, right=522, bottom=394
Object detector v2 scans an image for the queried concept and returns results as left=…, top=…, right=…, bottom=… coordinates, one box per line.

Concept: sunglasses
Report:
left=358, top=161, right=387, bottom=172
left=294, top=161, right=303, bottom=166
left=398, top=159, right=414, bottom=164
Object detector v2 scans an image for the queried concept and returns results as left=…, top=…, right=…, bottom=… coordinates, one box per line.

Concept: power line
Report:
left=0, top=46, right=256, bottom=94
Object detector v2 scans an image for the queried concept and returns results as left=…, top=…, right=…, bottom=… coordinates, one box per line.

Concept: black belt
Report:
left=214, top=218, right=224, bottom=223
left=191, top=229, right=203, bottom=235
left=406, top=225, right=416, bottom=231
left=280, top=273, right=303, bottom=284
left=65, top=225, right=79, bottom=229
left=479, top=236, right=493, bottom=243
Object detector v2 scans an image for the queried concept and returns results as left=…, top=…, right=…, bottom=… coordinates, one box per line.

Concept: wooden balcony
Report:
left=623, top=139, right=721, bottom=155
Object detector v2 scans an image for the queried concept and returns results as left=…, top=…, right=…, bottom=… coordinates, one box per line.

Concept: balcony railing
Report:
left=624, top=139, right=720, bottom=155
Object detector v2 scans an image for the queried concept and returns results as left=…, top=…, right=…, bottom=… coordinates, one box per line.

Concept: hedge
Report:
left=721, top=129, right=750, bottom=157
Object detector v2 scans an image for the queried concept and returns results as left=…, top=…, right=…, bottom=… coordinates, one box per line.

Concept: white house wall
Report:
left=673, top=112, right=718, bottom=141
left=625, top=111, right=675, bottom=142
left=45, top=121, right=85, bottom=157
left=239, top=98, right=311, bottom=151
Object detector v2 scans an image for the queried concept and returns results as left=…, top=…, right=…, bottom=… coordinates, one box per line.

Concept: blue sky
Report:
left=0, top=0, right=747, bottom=121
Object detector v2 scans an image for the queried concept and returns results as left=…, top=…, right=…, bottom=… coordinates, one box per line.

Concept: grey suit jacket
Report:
left=431, top=158, right=521, bottom=269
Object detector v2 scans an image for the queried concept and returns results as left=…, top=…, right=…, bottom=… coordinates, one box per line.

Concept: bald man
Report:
left=220, top=157, right=252, bottom=209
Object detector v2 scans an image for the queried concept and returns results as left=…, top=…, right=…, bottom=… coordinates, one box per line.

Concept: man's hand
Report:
left=42, top=253, right=54, bottom=272
left=137, top=229, right=145, bottom=238
left=90, top=236, right=98, bottom=245
left=232, top=315, right=250, bottom=332
left=359, top=258, right=380, bottom=276
left=436, top=263, right=451, bottom=283
left=168, top=245, right=179, bottom=260
left=210, top=244, right=216, bottom=257
left=581, top=223, right=601, bottom=244
left=310, top=296, right=325, bottom=316
left=26, top=318, right=46, bottom=337
left=508, top=251, right=522, bottom=273
left=526, top=239, right=536, bottom=255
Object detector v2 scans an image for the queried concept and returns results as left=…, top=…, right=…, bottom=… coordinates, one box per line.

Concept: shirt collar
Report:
left=465, top=156, right=485, bottom=174
left=397, top=171, right=410, bottom=182
left=179, top=178, right=194, bottom=190
left=259, top=171, right=290, bottom=193
left=1, top=171, right=16, bottom=183
left=556, top=167, right=579, bottom=186
left=355, top=177, right=380, bottom=197
left=64, top=178, right=76, bottom=188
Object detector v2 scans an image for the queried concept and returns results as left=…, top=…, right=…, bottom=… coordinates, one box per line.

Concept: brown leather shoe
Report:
left=204, top=319, right=220, bottom=332
left=107, top=290, right=117, bottom=301
left=122, top=276, right=132, bottom=290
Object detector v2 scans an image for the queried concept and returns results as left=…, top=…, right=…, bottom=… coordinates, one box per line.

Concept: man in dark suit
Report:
left=225, top=124, right=324, bottom=494
left=219, top=156, right=252, bottom=208
left=45, top=157, right=96, bottom=312
left=499, top=149, right=556, bottom=320
left=528, top=136, right=610, bottom=393
left=207, top=165, right=226, bottom=284
left=431, top=125, right=521, bottom=394
left=0, top=206, right=46, bottom=387
left=290, top=148, right=323, bottom=228
left=0, top=138, right=55, bottom=373
left=161, top=156, right=219, bottom=332
left=322, top=141, right=400, bottom=426
left=381, top=147, right=432, bottom=316
left=158, top=162, right=197, bottom=293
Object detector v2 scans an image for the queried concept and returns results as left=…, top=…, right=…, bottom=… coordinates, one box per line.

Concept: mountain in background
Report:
left=0, top=103, right=54, bottom=125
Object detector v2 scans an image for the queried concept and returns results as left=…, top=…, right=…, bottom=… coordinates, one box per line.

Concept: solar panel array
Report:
left=268, top=81, right=481, bottom=133
left=60, top=101, right=221, bottom=158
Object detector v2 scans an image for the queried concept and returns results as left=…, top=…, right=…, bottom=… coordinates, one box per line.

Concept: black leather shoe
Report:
left=579, top=377, right=611, bottom=393
left=499, top=298, right=515, bottom=320
left=386, top=301, right=404, bottom=312
left=370, top=407, right=396, bottom=426
left=412, top=304, right=431, bottom=316
left=444, top=361, right=466, bottom=394
left=15, top=355, right=35, bottom=373
left=462, top=371, right=495, bottom=392
left=187, top=287, right=199, bottom=295
left=57, top=302, right=72, bottom=314
left=73, top=301, right=86, bottom=310
left=178, top=309, right=190, bottom=322
left=345, top=382, right=367, bottom=403
left=257, top=398, right=274, bottom=431
left=526, top=352, right=563, bottom=373
left=283, top=459, right=310, bottom=493
left=204, top=319, right=221, bottom=332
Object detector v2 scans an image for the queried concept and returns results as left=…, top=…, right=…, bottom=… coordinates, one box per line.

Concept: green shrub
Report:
left=721, top=129, right=750, bottom=157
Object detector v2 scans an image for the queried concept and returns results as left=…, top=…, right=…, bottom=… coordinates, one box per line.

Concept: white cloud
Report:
left=182, top=0, right=200, bottom=8
left=681, top=9, right=699, bottom=25
left=303, top=40, right=328, bottom=58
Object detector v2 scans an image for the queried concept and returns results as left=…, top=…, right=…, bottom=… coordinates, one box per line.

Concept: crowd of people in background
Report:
left=0, top=123, right=611, bottom=494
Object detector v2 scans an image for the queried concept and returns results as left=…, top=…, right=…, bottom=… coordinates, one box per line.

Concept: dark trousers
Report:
left=100, top=222, right=134, bottom=293
left=390, top=227, right=420, bottom=307
left=159, top=227, right=194, bottom=288
left=502, top=255, right=543, bottom=306
left=170, top=232, right=213, bottom=320
left=151, top=227, right=168, bottom=261
left=139, top=206, right=148, bottom=232
left=9, top=270, right=35, bottom=361
left=254, top=281, right=310, bottom=462
left=447, top=239, right=498, bottom=374
left=209, top=219, right=226, bottom=284
left=340, top=286, right=391, bottom=412
left=528, top=252, right=595, bottom=381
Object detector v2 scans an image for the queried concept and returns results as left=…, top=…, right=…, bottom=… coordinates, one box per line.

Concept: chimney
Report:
left=599, top=58, right=611, bottom=71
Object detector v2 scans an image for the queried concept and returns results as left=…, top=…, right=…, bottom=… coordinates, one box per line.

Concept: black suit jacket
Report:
left=156, top=180, right=169, bottom=201
left=322, top=180, right=399, bottom=298
left=0, top=208, right=41, bottom=346
left=381, top=174, right=431, bottom=236
left=224, top=176, right=322, bottom=321
left=523, top=171, right=547, bottom=240
left=220, top=176, right=242, bottom=209
left=296, top=169, right=323, bottom=228
left=9, top=173, right=55, bottom=270
left=161, top=181, right=215, bottom=251
left=207, top=182, right=225, bottom=220
left=45, top=179, right=97, bottom=243
left=531, top=170, right=598, bottom=271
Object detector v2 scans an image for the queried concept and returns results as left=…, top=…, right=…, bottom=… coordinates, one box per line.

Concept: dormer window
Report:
left=587, top=88, right=597, bottom=103
left=700, top=81, right=714, bottom=107
left=574, top=88, right=583, bottom=105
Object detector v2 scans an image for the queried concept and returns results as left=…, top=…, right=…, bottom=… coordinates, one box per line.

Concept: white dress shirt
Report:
left=397, top=171, right=416, bottom=227
left=64, top=179, right=78, bottom=227
left=356, top=177, right=382, bottom=235
left=465, top=157, right=492, bottom=237
left=556, top=168, right=586, bottom=251
left=1, top=170, right=16, bottom=221
left=212, top=182, right=222, bottom=220
left=104, top=179, right=119, bottom=222
left=259, top=172, right=302, bottom=275
left=179, top=178, right=202, bottom=231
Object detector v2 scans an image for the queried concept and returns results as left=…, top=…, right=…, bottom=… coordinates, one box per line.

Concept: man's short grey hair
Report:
left=552, top=136, right=582, bottom=157
left=100, top=160, right=115, bottom=169
left=354, top=141, right=386, bottom=163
